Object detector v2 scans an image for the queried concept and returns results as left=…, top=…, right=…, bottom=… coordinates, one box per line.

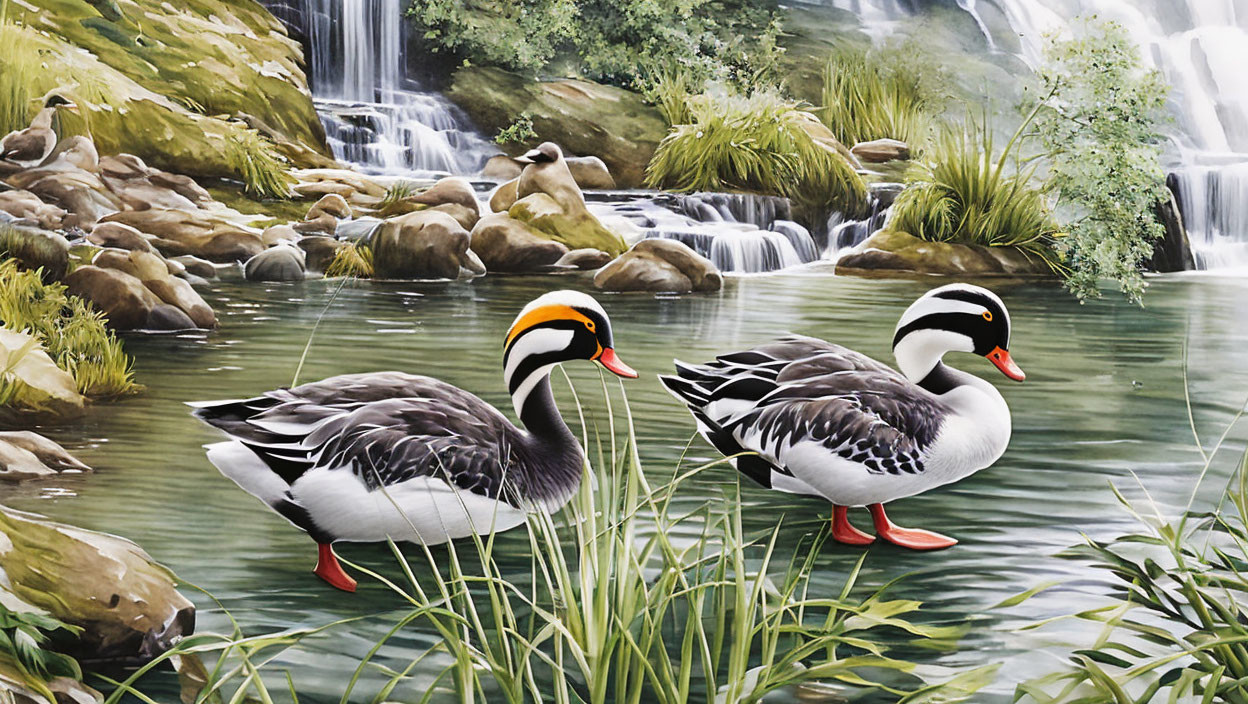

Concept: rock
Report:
left=509, top=193, right=627, bottom=256
left=484, top=154, right=615, bottom=190
left=92, top=248, right=169, bottom=282
left=469, top=213, right=568, bottom=272
left=0, top=224, right=69, bottom=281
left=594, top=239, right=722, bottom=293
left=0, top=431, right=90, bottom=482
left=556, top=248, right=613, bottom=270
left=88, top=222, right=156, bottom=253
left=447, top=67, right=667, bottom=188
left=851, top=139, right=911, bottom=163
left=100, top=209, right=264, bottom=262
left=490, top=179, right=519, bottom=213
left=98, top=152, right=201, bottom=211
left=90, top=249, right=215, bottom=327
left=11, top=170, right=122, bottom=230
left=63, top=266, right=197, bottom=331
left=0, top=505, right=195, bottom=664
left=43, top=136, right=100, bottom=173
left=98, top=155, right=212, bottom=206
left=245, top=244, right=306, bottom=282
left=292, top=169, right=387, bottom=208
left=0, top=328, right=85, bottom=421
left=369, top=211, right=478, bottom=280
left=0, top=189, right=65, bottom=229
left=295, top=193, right=351, bottom=235
left=171, top=255, right=217, bottom=279
left=411, top=177, right=479, bottom=214
left=143, top=276, right=216, bottom=328
left=1150, top=179, right=1195, bottom=273
left=835, top=230, right=1053, bottom=277
left=297, top=236, right=346, bottom=274
left=261, top=224, right=300, bottom=246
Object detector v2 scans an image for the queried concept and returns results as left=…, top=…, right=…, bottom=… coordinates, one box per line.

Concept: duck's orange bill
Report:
left=986, top=346, right=1025, bottom=381
left=596, top=348, right=638, bottom=379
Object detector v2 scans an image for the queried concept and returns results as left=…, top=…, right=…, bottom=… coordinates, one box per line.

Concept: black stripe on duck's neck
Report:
left=917, top=362, right=961, bottom=395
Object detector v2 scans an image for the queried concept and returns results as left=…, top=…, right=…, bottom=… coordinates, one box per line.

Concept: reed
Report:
left=222, top=125, right=295, bottom=200
left=820, top=44, right=947, bottom=149
left=324, top=242, right=374, bottom=279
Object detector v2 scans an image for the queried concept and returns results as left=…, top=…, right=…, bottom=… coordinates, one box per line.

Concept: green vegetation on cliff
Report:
left=408, top=0, right=783, bottom=90
left=646, top=87, right=867, bottom=217
left=820, top=43, right=949, bottom=148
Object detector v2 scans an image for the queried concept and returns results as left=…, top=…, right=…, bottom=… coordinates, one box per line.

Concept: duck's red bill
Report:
left=986, top=346, right=1025, bottom=381
left=597, top=348, right=638, bottom=379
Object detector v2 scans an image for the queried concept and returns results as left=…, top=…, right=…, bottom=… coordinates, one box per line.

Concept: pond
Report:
left=6, top=268, right=1248, bottom=701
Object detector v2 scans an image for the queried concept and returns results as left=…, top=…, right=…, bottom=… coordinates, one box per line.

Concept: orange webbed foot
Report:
left=314, top=543, right=357, bottom=592
left=867, top=504, right=957, bottom=551
left=831, top=505, right=875, bottom=546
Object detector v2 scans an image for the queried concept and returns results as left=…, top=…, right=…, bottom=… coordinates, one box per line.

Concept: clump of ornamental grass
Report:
left=222, top=125, right=295, bottom=200
left=324, top=241, right=374, bottom=279
left=646, top=86, right=868, bottom=217
left=889, top=118, right=1062, bottom=270
left=106, top=375, right=997, bottom=703
left=0, top=603, right=84, bottom=704
left=1014, top=375, right=1248, bottom=703
left=0, top=258, right=136, bottom=398
left=820, top=43, right=948, bottom=149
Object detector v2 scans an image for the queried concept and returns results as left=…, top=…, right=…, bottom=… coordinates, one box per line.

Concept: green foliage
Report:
left=1015, top=385, right=1248, bottom=703
left=646, top=86, right=868, bottom=215
left=0, top=8, right=38, bottom=136
left=378, top=180, right=419, bottom=210
left=324, top=242, right=374, bottom=279
left=1029, top=18, right=1169, bottom=303
left=493, top=111, right=536, bottom=145
left=820, top=42, right=949, bottom=148
left=110, top=381, right=994, bottom=703
left=406, top=0, right=783, bottom=90
left=0, top=259, right=136, bottom=397
left=0, top=603, right=84, bottom=704
left=890, top=120, right=1061, bottom=266
left=222, top=125, right=295, bottom=199
left=641, top=65, right=696, bottom=126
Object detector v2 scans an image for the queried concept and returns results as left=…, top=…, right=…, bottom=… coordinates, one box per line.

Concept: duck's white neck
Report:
left=30, top=108, right=56, bottom=131
left=893, top=329, right=972, bottom=387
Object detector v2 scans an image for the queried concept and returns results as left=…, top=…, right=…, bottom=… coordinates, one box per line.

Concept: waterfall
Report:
left=265, top=0, right=497, bottom=176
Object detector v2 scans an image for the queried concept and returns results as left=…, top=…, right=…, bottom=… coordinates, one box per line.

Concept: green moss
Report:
left=0, top=259, right=137, bottom=399
left=78, top=16, right=135, bottom=48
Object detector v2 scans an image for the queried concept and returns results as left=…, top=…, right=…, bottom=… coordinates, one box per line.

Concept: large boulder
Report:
left=556, top=248, right=613, bottom=271
left=0, top=505, right=195, bottom=664
left=835, top=230, right=1053, bottom=277
left=9, top=170, right=121, bottom=230
left=98, top=154, right=202, bottom=211
left=470, top=214, right=568, bottom=273
left=64, top=266, right=196, bottom=331
left=88, top=222, right=156, bottom=253
left=245, top=244, right=306, bottom=282
left=0, top=431, right=91, bottom=482
left=447, top=67, right=666, bottom=188
left=484, top=155, right=616, bottom=190
left=297, top=236, right=347, bottom=274
left=295, top=193, right=352, bottom=236
left=0, top=224, right=69, bottom=281
left=369, top=211, right=479, bottom=280
left=90, top=249, right=216, bottom=328
left=292, top=169, right=387, bottom=208
left=1150, top=181, right=1195, bottom=273
left=509, top=193, right=627, bottom=256
left=99, top=209, right=264, bottom=262
left=490, top=179, right=520, bottom=213
left=851, top=139, right=911, bottom=164
left=594, top=239, right=723, bottom=293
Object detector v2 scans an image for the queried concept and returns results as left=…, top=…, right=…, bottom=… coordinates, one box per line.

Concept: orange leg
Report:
left=314, top=543, right=357, bottom=592
left=831, top=505, right=875, bottom=545
left=867, top=504, right=957, bottom=550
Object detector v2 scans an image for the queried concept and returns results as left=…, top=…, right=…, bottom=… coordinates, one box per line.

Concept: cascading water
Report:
left=266, top=0, right=497, bottom=176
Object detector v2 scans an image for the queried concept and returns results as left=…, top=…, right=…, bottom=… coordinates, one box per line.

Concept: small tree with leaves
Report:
left=1028, top=17, right=1170, bottom=302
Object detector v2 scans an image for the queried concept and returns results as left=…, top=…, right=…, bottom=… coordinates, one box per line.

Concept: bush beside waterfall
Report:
left=820, top=42, right=949, bottom=149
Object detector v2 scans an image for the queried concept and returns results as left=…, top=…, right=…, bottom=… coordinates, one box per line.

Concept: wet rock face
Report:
left=0, top=224, right=70, bottom=282
left=835, top=230, right=1053, bottom=278
left=245, top=244, right=306, bottom=282
left=594, top=239, right=723, bottom=293
left=447, top=67, right=666, bottom=188
left=369, top=211, right=480, bottom=280
left=0, top=506, right=195, bottom=665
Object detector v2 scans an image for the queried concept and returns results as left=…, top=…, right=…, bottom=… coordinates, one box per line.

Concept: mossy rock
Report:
left=508, top=194, right=627, bottom=257
left=835, top=230, right=1053, bottom=278
left=446, top=67, right=666, bottom=188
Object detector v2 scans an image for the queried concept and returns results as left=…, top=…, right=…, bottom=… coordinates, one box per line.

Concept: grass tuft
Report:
left=0, top=258, right=136, bottom=398
left=646, top=86, right=868, bottom=216
left=323, top=242, right=373, bottom=279
left=820, top=43, right=948, bottom=149
left=888, top=119, right=1062, bottom=267
left=222, top=125, right=295, bottom=200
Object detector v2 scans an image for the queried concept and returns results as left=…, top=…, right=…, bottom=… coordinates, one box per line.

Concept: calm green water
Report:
left=6, top=268, right=1248, bottom=701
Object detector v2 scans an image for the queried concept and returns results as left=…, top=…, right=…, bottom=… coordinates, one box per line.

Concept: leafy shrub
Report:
left=494, top=112, right=536, bottom=145
left=1030, top=18, right=1169, bottom=302
left=0, top=603, right=84, bottom=704
left=0, top=259, right=136, bottom=397
left=324, top=242, right=373, bottom=279
left=820, top=42, right=949, bottom=148
left=406, top=0, right=783, bottom=90
left=222, top=125, right=294, bottom=199
left=646, top=86, right=868, bottom=216
left=889, top=120, right=1061, bottom=266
